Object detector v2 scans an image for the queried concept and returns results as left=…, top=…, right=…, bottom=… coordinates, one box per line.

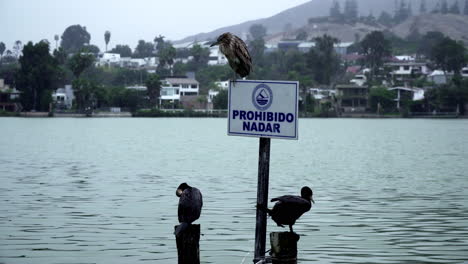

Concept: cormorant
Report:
left=174, top=183, right=203, bottom=237
left=265, top=186, right=314, bottom=233
left=210, top=32, right=252, bottom=79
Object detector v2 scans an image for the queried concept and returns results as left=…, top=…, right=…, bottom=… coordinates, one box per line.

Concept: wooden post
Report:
left=175, top=224, right=200, bottom=264
left=270, top=232, right=299, bottom=264
left=254, top=137, right=271, bottom=263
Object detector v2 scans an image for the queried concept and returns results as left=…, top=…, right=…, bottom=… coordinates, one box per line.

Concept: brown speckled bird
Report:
left=210, top=32, right=252, bottom=80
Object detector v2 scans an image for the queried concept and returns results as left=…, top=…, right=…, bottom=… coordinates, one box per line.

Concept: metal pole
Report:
left=254, top=137, right=271, bottom=263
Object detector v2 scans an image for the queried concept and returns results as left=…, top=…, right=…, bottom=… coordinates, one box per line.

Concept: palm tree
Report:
left=104, top=30, right=111, bottom=52
left=54, top=34, right=59, bottom=50
left=0, top=42, right=5, bottom=60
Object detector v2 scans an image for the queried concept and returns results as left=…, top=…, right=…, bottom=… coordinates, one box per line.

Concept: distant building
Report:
left=428, top=70, right=451, bottom=85
left=336, top=84, right=369, bottom=113
left=52, top=85, right=74, bottom=110
left=97, top=53, right=121, bottom=67
left=388, top=87, right=425, bottom=109
left=160, top=77, right=200, bottom=106
left=208, top=46, right=228, bottom=66
left=385, top=62, right=429, bottom=83
left=0, top=79, right=22, bottom=112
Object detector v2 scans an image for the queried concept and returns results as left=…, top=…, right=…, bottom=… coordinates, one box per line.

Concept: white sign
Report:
left=228, top=80, right=299, bottom=140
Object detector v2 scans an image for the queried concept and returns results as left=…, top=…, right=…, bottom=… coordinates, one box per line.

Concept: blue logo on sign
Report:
left=252, top=84, right=273, bottom=111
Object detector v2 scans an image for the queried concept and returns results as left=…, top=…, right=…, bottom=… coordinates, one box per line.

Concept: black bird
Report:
left=210, top=32, right=252, bottom=79
left=265, top=186, right=314, bottom=233
left=174, top=183, right=203, bottom=237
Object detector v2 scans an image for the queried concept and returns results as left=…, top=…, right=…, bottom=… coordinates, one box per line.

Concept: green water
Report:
left=1, top=118, right=467, bottom=263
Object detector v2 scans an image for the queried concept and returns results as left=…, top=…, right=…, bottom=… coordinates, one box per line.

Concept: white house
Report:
left=52, top=84, right=74, bottom=109
left=207, top=80, right=230, bottom=104
left=97, top=53, right=121, bottom=66
left=388, top=87, right=425, bottom=109
left=208, top=46, right=228, bottom=66
left=386, top=62, right=429, bottom=81
left=160, top=77, right=200, bottom=103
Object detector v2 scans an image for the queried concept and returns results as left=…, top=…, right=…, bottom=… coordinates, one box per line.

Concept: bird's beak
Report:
left=176, top=189, right=182, bottom=197
left=311, top=197, right=315, bottom=204
left=210, top=41, right=219, bottom=47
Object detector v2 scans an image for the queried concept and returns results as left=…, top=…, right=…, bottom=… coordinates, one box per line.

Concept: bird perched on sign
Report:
left=210, top=32, right=252, bottom=80
left=263, top=186, right=314, bottom=233
left=175, top=183, right=203, bottom=237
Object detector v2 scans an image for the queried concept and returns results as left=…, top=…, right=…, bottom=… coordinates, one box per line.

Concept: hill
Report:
left=392, top=14, right=468, bottom=43
left=174, top=0, right=451, bottom=44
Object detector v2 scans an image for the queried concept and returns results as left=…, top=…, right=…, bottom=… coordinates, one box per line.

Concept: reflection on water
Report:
left=1, top=118, right=468, bottom=263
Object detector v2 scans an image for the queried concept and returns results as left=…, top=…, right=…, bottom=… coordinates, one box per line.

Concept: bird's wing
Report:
left=271, top=195, right=311, bottom=209
left=178, top=188, right=203, bottom=223
left=231, top=35, right=252, bottom=76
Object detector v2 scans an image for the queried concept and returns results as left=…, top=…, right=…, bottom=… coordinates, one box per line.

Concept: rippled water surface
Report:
left=1, top=118, right=468, bottom=264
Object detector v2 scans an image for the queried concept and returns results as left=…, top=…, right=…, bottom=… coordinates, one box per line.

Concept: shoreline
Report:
left=1, top=111, right=466, bottom=119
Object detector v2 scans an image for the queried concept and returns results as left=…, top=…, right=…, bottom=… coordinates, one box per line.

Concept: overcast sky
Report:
left=0, top=0, right=311, bottom=52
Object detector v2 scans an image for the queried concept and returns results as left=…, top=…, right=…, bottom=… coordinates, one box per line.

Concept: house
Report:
left=350, top=74, right=367, bottom=86
left=336, top=84, right=369, bottom=112
left=0, top=79, right=22, bottom=112
left=160, top=77, right=200, bottom=106
left=208, top=46, right=228, bottom=66
left=385, top=62, right=429, bottom=82
left=462, top=67, right=468, bottom=77
left=387, top=87, right=425, bottom=109
left=428, top=70, right=451, bottom=85
left=207, top=80, right=230, bottom=107
left=52, top=84, right=74, bottom=109
left=97, top=53, right=121, bottom=67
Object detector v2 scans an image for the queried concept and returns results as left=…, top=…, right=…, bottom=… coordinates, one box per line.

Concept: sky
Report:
left=0, top=0, right=311, bottom=52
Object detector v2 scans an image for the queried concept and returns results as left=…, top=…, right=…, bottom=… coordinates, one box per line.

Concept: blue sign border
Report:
left=228, top=80, right=299, bottom=140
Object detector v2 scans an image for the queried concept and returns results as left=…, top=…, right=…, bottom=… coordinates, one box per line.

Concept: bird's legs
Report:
left=231, top=72, right=237, bottom=87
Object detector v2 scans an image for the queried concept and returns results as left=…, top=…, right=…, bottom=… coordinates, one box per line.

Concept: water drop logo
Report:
left=252, top=84, right=273, bottom=111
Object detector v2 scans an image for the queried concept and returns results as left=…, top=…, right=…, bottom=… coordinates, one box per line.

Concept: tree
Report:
left=16, top=41, right=58, bottom=111
left=154, top=35, right=165, bottom=52
left=394, top=0, right=410, bottom=21
left=248, top=24, right=267, bottom=65
left=189, top=44, right=210, bottom=70
left=449, top=0, right=461, bottom=14
left=61, top=25, right=91, bottom=54
left=296, top=30, right=308, bottom=41
left=441, top=0, right=448, bottom=14
left=417, top=31, right=445, bottom=58
left=330, top=1, right=342, bottom=20
left=104, top=30, right=111, bottom=52
left=68, top=52, right=95, bottom=78
left=369, top=87, right=396, bottom=113
left=13, top=40, right=22, bottom=58
left=249, top=24, right=267, bottom=40
left=420, top=0, right=427, bottom=13
left=157, top=42, right=176, bottom=74
left=134, top=40, right=154, bottom=58
left=344, top=0, right=358, bottom=22
left=0, top=42, right=5, bottom=60
left=360, top=31, right=391, bottom=81
left=307, top=35, right=340, bottom=85
left=54, top=34, right=59, bottom=50
left=213, top=89, right=228, bottom=109
left=430, top=36, right=467, bottom=75
left=83, top=44, right=100, bottom=54
left=378, top=11, right=393, bottom=26
left=145, top=74, right=161, bottom=107
left=109, top=44, right=132, bottom=57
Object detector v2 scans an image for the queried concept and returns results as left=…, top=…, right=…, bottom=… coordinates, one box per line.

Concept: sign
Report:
left=228, top=80, right=299, bottom=140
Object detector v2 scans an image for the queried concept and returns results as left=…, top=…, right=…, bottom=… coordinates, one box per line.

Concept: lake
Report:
left=1, top=118, right=468, bottom=264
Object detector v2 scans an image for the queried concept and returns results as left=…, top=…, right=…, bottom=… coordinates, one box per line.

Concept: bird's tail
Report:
left=174, top=222, right=190, bottom=237
left=256, top=203, right=272, bottom=216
